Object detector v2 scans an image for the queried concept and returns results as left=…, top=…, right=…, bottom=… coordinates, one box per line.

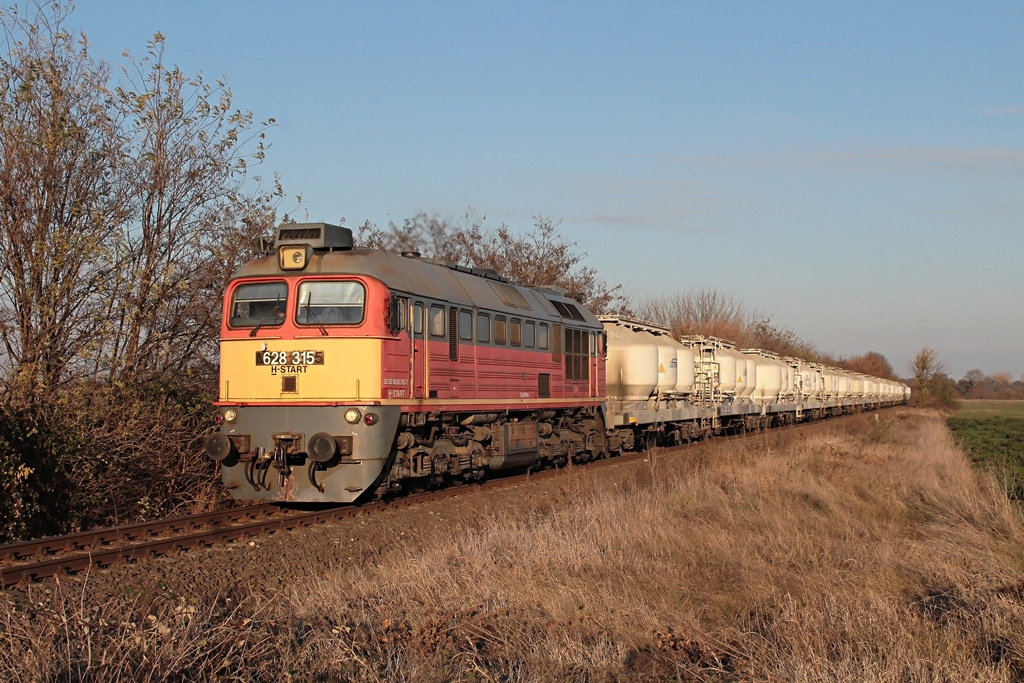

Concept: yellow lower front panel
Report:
left=220, top=338, right=382, bottom=402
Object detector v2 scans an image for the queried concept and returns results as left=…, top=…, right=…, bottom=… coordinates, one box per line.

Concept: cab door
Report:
left=412, top=301, right=426, bottom=399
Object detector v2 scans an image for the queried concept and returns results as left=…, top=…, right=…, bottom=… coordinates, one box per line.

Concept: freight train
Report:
left=204, top=223, right=909, bottom=502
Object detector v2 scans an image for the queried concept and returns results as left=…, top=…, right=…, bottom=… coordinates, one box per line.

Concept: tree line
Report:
left=955, top=369, right=1024, bottom=400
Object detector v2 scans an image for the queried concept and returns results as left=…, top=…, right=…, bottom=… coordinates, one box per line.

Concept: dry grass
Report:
left=3, top=409, right=1023, bottom=681
left=290, top=411, right=1024, bottom=681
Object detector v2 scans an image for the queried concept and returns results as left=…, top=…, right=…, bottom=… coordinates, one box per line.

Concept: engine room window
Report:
left=538, top=323, right=549, bottom=350
left=229, top=281, right=288, bottom=328
left=459, top=310, right=473, bottom=341
left=429, top=305, right=447, bottom=338
left=494, top=316, right=507, bottom=345
left=413, top=303, right=424, bottom=335
left=295, top=280, right=365, bottom=326
left=524, top=321, right=536, bottom=348
left=510, top=319, right=522, bottom=346
left=477, top=313, right=490, bottom=343
left=565, top=327, right=588, bottom=381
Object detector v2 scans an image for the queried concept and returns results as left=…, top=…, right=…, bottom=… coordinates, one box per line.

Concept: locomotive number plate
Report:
left=256, top=350, right=325, bottom=366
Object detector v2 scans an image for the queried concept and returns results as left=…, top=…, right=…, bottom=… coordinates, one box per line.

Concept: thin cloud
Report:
left=573, top=213, right=662, bottom=226
left=565, top=174, right=760, bottom=233
left=981, top=105, right=1024, bottom=118
left=676, top=146, right=1024, bottom=177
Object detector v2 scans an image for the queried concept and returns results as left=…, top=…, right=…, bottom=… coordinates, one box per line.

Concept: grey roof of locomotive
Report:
left=231, top=248, right=603, bottom=329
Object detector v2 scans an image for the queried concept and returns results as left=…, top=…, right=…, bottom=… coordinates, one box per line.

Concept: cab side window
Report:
left=524, top=321, right=536, bottom=348
left=459, top=309, right=473, bottom=341
left=429, top=305, right=446, bottom=338
left=413, top=303, right=424, bottom=335
left=477, top=313, right=491, bottom=343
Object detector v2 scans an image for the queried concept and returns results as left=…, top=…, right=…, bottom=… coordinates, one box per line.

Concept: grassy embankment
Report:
left=949, top=399, right=1024, bottom=501
left=3, top=410, right=1024, bottom=681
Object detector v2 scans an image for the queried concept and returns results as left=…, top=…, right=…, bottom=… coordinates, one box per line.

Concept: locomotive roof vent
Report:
left=274, top=222, right=353, bottom=251
left=418, top=258, right=510, bottom=283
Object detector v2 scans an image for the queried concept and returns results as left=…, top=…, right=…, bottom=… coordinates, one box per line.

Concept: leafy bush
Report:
left=0, top=408, right=83, bottom=542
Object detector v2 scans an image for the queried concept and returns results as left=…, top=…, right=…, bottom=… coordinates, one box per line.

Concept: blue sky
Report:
left=71, top=1, right=1024, bottom=380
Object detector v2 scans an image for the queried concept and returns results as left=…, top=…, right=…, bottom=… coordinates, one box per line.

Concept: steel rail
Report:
left=0, top=503, right=282, bottom=563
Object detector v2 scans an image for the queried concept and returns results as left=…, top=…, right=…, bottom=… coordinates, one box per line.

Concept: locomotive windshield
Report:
left=229, top=281, right=288, bottom=328
left=296, top=280, right=366, bottom=325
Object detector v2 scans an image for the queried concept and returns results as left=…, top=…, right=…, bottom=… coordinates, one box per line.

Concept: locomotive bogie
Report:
left=383, top=405, right=608, bottom=491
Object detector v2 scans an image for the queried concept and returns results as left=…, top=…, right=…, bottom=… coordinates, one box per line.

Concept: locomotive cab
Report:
left=207, top=223, right=402, bottom=502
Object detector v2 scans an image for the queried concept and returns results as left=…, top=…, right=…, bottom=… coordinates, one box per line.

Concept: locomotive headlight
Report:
left=223, top=408, right=238, bottom=423
left=344, top=408, right=362, bottom=424
left=278, top=245, right=311, bottom=271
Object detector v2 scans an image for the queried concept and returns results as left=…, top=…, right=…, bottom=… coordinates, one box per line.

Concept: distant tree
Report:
left=956, top=369, right=1024, bottom=400
left=957, top=369, right=983, bottom=397
left=842, top=351, right=895, bottom=379
left=357, top=212, right=625, bottom=312
left=634, top=292, right=834, bottom=361
left=908, top=347, right=958, bottom=409
left=749, top=317, right=817, bottom=359
left=357, top=211, right=481, bottom=263
left=635, top=288, right=754, bottom=343
left=910, top=347, right=942, bottom=386
left=930, top=372, right=959, bottom=408
left=963, top=368, right=985, bottom=385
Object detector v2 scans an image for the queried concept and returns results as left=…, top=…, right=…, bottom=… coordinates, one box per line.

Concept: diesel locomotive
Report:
left=204, top=222, right=609, bottom=502
left=204, top=222, right=908, bottom=502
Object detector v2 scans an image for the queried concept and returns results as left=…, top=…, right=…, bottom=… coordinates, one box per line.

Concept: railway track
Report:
left=0, top=412, right=866, bottom=588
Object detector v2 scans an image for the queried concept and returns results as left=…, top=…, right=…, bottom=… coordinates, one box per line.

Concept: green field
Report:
left=957, top=399, right=1024, bottom=418
left=948, top=406, right=1024, bottom=500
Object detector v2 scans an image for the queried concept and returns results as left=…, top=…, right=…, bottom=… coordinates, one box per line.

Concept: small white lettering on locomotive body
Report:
left=386, top=388, right=407, bottom=398
left=383, top=378, right=409, bottom=386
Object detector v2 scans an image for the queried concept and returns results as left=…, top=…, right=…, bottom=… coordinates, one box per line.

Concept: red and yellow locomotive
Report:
left=204, top=223, right=609, bottom=502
